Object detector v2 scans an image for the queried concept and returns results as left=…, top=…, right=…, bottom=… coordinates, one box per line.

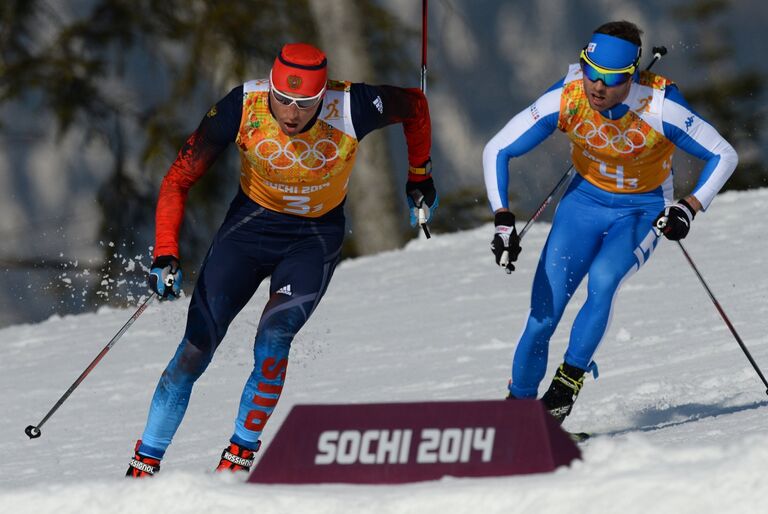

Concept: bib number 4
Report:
left=599, top=162, right=638, bottom=189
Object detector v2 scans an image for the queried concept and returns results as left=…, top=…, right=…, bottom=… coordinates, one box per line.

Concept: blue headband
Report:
left=584, top=33, right=641, bottom=70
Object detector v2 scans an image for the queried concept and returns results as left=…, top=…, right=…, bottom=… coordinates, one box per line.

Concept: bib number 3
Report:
left=283, top=195, right=324, bottom=215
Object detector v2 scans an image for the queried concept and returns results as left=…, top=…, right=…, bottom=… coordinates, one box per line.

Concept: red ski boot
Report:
left=215, top=441, right=260, bottom=473
left=126, top=440, right=161, bottom=478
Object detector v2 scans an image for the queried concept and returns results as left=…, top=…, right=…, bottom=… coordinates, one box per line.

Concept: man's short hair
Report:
left=594, top=21, right=643, bottom=47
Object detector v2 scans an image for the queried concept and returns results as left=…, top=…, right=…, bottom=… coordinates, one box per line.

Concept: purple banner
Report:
left=247, top=399, right=580, bottom=484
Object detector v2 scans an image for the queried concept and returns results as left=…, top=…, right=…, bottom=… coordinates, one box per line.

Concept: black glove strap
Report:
left=152, top=255, right=180, bottom=272
left=494, top=211, right=516, bottom=227
left=677, top=198, right=696, bottom=220
left=406, top=176, right=436, bottom=207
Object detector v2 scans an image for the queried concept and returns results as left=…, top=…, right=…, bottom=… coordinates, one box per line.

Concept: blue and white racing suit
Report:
left=483, top=64, right=738, bottom=398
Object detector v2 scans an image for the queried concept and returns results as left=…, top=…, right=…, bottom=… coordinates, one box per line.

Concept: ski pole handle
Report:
left=419, top=209, right=431, bottom=238
left=648, top=46, right=667, bottom=70
left=409, top=189, right=432, bottom=239
left=500, top=250, right=510, bottom=274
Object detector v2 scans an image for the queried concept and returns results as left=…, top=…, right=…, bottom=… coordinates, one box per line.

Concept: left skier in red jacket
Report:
left=126, top=42, right=436, bottom=477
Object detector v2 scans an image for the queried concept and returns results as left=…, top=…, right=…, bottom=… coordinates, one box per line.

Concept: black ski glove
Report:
left=406, top=176, right=439, bottom=228
left=490, top=211, right=522, bottom=272
left=654, top=198, right=696, bottom=241
left=148, top=255, right=182, bottom=299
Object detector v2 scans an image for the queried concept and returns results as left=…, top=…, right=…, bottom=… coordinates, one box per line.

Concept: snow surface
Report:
left=2, top=188, right=767, bottom=513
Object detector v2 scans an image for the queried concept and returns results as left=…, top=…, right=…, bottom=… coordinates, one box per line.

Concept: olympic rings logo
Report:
left=572, top=120, right=647, bottom=154
left=254, top=138, right=340, bottom=171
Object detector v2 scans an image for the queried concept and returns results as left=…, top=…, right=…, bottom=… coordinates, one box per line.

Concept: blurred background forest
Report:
left=1, top=0, right=766, bottom=328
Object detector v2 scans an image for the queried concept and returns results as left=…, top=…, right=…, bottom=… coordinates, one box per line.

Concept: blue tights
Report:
left=509, top=176, right=664, bottom=398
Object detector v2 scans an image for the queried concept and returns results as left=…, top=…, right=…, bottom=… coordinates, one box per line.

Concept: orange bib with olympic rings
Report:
left=558, top=65, right=676, bottom=193
left=236, top=79, right=359, bottom=216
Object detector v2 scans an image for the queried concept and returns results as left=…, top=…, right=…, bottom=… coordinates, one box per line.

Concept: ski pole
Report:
left=675, top=240, right=768, bottom=395
left=499, top=165, right=576, bottom=270
left=501, top=46, right=668, bottom=270
left=25, top=293, right=157, bottom=439
left=518, top=166, right=575, bottom=241
left=420, top=0, right=428, bottom=95
left=645, top=45, right=667, bottom=71
left=415, top=0, right=431, bottom=239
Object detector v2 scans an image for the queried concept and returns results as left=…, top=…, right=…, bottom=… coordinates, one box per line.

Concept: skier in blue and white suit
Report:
left=483, top=21, right=738, bottom=424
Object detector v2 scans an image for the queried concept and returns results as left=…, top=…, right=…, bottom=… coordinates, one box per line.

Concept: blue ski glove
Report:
left=654, top=198, right=696, bottom=241
left=148, top=255, right=182, bottom=300
left=406, top=176, right=438, bottom=228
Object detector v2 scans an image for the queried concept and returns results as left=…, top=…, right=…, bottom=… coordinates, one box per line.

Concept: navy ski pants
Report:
left=139, top=190, right=344, bottom=458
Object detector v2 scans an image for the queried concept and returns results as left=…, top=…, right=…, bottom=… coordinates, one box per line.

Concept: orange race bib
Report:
left=558, top=66, right=676, bottom=193
left=235, top=79, right=359, bottom=216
